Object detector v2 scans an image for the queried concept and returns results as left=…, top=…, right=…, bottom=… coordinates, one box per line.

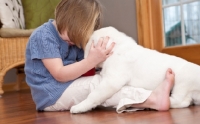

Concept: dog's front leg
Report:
left=70, top=75, right=129, bottom=113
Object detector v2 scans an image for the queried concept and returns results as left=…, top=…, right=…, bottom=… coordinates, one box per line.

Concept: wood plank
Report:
left=136, top=0, right=163, bottom=50
left=162, top=44, right=200, bottom=65
left=0, top=90, right=200, bottom=124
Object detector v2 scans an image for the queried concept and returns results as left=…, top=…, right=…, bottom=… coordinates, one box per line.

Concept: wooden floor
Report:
left=1, top=90, right=200, bottom=124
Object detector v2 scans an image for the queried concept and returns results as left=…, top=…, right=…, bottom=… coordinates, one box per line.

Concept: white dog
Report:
left=70, top=27, right=200, bottom=113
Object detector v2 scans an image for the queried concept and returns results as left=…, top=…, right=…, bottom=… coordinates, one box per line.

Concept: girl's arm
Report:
left=42, top=37, right=115, bottom=83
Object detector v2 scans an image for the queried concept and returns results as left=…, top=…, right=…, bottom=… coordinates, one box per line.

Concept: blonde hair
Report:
left=55, top=0, right=102, bottom=49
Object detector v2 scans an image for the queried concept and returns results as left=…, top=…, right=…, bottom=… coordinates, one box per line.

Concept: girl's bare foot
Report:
left=149, top=68, right=175, bottom=111
left=129, top=68, right=175, bottom=111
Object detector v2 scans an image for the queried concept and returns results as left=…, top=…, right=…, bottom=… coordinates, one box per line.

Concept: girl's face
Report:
left=60, top=31, right=75, bottom=46
left=53, top=20, right=75, bottom=46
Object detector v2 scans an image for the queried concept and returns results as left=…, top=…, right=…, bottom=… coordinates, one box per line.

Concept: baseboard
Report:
left=2, top=81, right=29, bottom=92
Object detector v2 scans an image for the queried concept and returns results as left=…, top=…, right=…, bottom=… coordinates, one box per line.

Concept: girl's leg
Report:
left=44, top=68, right=174, bottom=113
left=44, top=75, right=101, bottom=111
left=44, top=74, right=151, bottom=112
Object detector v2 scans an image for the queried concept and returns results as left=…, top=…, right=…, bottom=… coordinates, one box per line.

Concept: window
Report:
left=162, top=0, right=200, bottom=47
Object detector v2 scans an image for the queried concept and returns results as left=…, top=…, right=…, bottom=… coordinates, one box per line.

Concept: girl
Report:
left=25, top=0, right=175, bottom=113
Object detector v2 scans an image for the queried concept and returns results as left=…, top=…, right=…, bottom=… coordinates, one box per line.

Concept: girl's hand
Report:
left=86, top=36, right=115, bottom=66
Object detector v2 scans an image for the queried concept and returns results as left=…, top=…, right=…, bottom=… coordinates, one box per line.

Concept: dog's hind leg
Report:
left=170, top=92, right=192, bottom=108
left=192, top=91, right=200, bottom=105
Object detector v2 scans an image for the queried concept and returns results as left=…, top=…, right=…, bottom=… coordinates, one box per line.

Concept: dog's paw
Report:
left=70, top=101, right=93, bottom=114
left=70, top=105, right=87, bottom=114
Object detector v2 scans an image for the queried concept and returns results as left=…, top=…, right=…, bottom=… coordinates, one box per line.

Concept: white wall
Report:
left=100, top=0, right=138, bottom=41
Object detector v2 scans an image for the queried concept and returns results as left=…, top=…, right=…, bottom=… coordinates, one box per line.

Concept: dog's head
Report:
left=84, top=26, right=137, bottom=68
left=84, top=26, right=136, bottom=57
left=84, top=26, right=123, bottom=58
